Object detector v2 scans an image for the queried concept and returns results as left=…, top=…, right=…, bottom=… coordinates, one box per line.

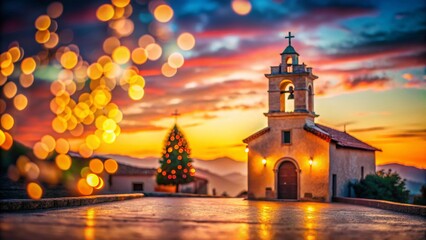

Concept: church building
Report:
left=243, top=32, right=380, bottom=202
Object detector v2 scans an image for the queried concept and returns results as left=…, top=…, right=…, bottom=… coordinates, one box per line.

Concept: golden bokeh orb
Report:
left=102, top=131, right=116, bottom=144
left=112, top=46, right=130, bottom=64
left=35, top=15, right=51, bottom=31
left=78, top=178, right=93, bottom=195
left=55, top=138, right=69, bottom=154
left=131, top=48, right=148, bottom=65
left=27, top=182, right=43, bottom=200
left=41, top=134, right=56, bottom=152
left=87, top=63, right=103, bottom=79
left=35, top=30, right=51, bottom=44
left=154, top=5, right=174, bottom=23
left=104, top=159, right=118, bottom=174
left=111, top=0, right=130, bottom=8
left=13, top=94, right=28, bottom=111
left=3, top=81, right=18, bottom=99
left=55, top=154, right=72, bottom=170
left=86, top=173, right=100, bottom=187
left=146, top=43, right=162, bottom=61
left=96, top=4, right=115, bottom=22
left=8, top=47, right=21, bottom=62
left=1, top=113, right=14, bottom=130
left=161, top=62, right=177, bottom=78
left=20, top=74, right=34, bottom=88
left=0, top=130, right=5, bottom=146
left=231, top=0, right=252, bottom=15
left=21, top=57, right=37, bottom=74
left=60, top=51, right=78, bottom=69
left=168, top=52, right=184, bottom=68
left=89, top=158, right=104, bottom=174
left=177, top=32, right=196, bottom=51
left=86, top=134, right=101, bottom=150
left=128, top=84, right=144, bottom=100
left=33, top=142, right=50, bottom=160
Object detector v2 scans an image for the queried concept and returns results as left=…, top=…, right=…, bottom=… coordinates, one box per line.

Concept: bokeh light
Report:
left=131, top=48, right=148, bottom=65
left=55, top=138, right=69, bottom=154
left=168, top=52, right=184, bottom=68
left=89, top=158, right=104, bottom=174
left=3, top=81, right=18, bottom=99
left=153, top=5, right=174, bottom=23
left=13, top=94, right=28, bottom=111
left=104, top=159, right=118, bottom=174
left=21, top=57, right=37, bottom=74
left=146, top=43, right=162, bottom=61
left=78, top=178, right=93, bottom=195
left=177, top=32, right=196, bottom=51
left=60, top=51, right=78, bottom=69
left=161, top=62, right=177, bottom=77
left=1, top=113, right=14, bottom=130
left=96, top=4, right=115, bottom=22
left=47, top=2, right=64, bottom=19
left=27, top=182, right=43, bottom=200
left=231, top=0, right=252, bottom=15
left=55, top=154, right=72, bottom=170
left=86, top=173, right=100, bottom=187
left=112, top=46, right=130, bottom=64
left=35, top=15, right=51, bottom=31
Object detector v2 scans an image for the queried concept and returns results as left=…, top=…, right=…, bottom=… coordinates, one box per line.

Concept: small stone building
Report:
left=108, top=162, right=208, bottom=194
left=243, top=33, right=380, bottom=202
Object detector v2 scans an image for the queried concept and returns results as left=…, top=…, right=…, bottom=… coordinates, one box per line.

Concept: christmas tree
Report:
left=156, top=124, right=195, bottom=192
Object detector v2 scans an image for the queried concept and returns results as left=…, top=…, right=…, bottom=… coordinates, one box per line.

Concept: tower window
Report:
left=361, top=166, right=364, bottom=180
left=286, top=57, right=293, bottom=73
left=282, top=130, right=291, bottom=144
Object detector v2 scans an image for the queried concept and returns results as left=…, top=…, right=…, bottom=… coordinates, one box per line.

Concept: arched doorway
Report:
left=278, top=161, right=298, bottom=199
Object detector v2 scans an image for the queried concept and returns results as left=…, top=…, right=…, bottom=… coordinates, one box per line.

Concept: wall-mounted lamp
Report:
left=262, top=158, right=267, bottom=166
left=245, top=146, right=249, bottom=153
left=309, top=157, right=313, bottom=166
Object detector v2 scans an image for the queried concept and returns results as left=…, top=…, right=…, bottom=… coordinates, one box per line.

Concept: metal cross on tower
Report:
left=285, top=32, right=295, bottom=46
left=171, top=109, right=180, bottom=124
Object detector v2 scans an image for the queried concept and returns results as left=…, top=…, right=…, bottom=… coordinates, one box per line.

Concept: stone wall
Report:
left=334, top=197, right=426, bottom=216
left=329, top=145, right=376, bottom=197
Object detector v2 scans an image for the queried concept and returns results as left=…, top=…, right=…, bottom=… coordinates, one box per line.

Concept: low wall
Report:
left=0, top=193, right=143, bottom=212
left=334, top=197, right=426, bottom=217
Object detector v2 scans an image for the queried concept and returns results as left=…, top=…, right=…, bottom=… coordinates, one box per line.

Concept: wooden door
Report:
left=278, top=161, right=297, bottom=199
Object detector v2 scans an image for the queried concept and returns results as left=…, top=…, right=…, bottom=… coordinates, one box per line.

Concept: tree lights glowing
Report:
left=156, top=124, right=195, bottom=192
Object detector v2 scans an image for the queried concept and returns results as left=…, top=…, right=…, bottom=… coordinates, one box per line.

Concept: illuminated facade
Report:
left=244, top=33, right=379, bottom=202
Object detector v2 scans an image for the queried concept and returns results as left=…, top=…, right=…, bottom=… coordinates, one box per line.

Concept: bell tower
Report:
left=265, top=32, right=318, bottom=123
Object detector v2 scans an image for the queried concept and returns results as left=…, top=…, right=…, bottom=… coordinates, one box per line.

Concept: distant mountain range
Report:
left=377, top=163, right=425, bottom=195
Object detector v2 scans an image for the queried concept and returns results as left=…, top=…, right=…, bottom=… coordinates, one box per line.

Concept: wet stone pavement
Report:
left=0, top=197, right=425, bottom=240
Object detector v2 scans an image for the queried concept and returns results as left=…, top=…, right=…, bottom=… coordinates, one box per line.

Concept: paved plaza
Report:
left=1, top=197, right=425, bottom=239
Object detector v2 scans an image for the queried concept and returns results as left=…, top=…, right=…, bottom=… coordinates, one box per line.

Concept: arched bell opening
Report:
left=286, top=57, right=293, bottom=73
left=279, top=80, right=295, bottom=112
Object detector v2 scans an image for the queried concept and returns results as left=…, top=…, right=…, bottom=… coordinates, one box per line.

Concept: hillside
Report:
left=377, top=164, right=425, bottom=195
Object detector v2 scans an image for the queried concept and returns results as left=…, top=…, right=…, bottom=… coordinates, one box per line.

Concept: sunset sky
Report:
left=1, top=0, right=425, bottom=168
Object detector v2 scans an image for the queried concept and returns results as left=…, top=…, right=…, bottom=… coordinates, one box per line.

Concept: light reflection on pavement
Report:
left=1, top=197, right=425, bottom=240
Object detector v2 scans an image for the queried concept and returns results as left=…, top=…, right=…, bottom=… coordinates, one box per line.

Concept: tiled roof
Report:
left=304, top=123, right=381, bottom=151
left=243, top=127, right=270, bottom=143
left=116, top=163, right=157, bottom=176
